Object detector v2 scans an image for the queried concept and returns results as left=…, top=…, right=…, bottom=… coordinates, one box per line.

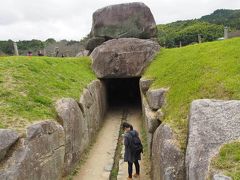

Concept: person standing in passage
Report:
left=122, top=122, right=141, bottom=179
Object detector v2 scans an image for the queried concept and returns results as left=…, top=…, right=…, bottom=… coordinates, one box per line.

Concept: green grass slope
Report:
left=144, top=38, right=240, bottom=149
left=211, top=141, right=240, bottom=179
left=0, top=56, right=96, bottom=132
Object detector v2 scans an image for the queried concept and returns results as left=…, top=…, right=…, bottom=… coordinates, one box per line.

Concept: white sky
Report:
left=0, top=0, right=240, bottom=41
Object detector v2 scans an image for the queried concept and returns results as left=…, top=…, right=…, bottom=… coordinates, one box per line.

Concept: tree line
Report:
left=0, top=38, right=89, bottom=56
left=157, top=9, right=240, bottom=48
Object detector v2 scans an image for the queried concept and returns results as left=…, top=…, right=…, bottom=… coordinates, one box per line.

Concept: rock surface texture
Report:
left=0, top=121, right=65, bottom=180
left=55, top=80, right=107, bottom=175
left=152, top=124, right=185, bottom=180
left=186, top=99, right=240, bottom=180
left=91, top=2, right=157, bottom=39
left=146, top=88, right=168, bottom=110
left=140, top=77, right=185, bottom=180
left=140, top=78, right=162, bottom=155
left=212, top=174, right=232, bottom=180
left=91, top=38, right=160, bottom=78
left=139, top=78, right=154, bottom=94
left=0, top=129, right=19, bottom=161
left=56, top=98, right=86, bottom=176
left=141, top=90, right=157, bottom=154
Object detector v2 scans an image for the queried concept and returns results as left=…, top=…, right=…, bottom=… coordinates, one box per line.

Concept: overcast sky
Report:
left=0, top=0, right=240, bottom=41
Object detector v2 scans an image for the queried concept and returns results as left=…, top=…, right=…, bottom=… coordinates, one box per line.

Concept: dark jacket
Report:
left=124, top=130, right=141, bottom=162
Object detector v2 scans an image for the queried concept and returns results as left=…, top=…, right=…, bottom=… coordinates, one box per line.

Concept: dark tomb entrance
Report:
left=103, top=77, right=141, bottom=107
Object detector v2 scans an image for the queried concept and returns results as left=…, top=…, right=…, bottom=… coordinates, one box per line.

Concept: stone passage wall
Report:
left=140, top=77, right=239, bottom=180
left=140, top=77, right=185, bottom=180
left=0, top=79, right=107, bottom=179
left=55, top=80, right=107, bottom=175
left=0, top=121, right=65, bottom=180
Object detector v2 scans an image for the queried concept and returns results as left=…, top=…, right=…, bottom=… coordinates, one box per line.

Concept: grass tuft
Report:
left=211, top=141, right=240, bottom=179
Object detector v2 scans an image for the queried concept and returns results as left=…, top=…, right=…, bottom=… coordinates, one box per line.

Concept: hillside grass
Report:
left=144, top=38, right=240, bottom=150
left=211, top=141, right=240, bottom=179
left=0, top=56, right=96, bottom=132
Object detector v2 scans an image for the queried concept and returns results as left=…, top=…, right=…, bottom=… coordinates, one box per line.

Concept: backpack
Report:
left=129, top=131, right=143, bottom=155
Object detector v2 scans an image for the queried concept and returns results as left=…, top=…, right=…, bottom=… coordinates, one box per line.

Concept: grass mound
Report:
left=0, top=56, right=96, bottom=131
left=144, top=38, right=240, bottom=149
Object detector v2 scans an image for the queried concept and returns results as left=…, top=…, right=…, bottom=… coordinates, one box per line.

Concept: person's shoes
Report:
left=133, top=173, right=140, bottom=178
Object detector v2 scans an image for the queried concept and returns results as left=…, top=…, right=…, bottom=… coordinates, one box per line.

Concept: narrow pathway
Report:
left=73, top=107, right=151, bottom=180
left=73, top=109, right=122, bottom=180
left=118, top=107, right=151, bottom=180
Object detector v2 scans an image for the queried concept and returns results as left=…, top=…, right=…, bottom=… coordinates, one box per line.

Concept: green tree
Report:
left=157, top=20, right=223, bottom=48
left=0, top=40, right=14, bottom=55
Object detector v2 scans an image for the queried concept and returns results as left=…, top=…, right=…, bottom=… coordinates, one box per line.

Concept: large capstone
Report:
left=91, top=38, right=160, bottom=78
left=186, top=99, right=240, bottom=180
left=90, top=2, right=157, bottom=39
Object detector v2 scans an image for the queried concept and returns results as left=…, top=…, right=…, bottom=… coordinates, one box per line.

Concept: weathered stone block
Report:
left=145, top=105, right=161, bottom=133
left=0, top=129, right=19, bottom=161
left=55, top=98, right=87, bottom=176
left=139, top=78, right=154, bottom=94
left=85, top=37, right=106, bottom=52
left=146, top=88, right=168, bottom=110
left=80, top=80, right=107, bottom=140
left=54, top=80, right=107, bottom=176
left=186, top=99, right=240, bottom=180
left=91, top=2, right=157, bottom=39
left=91, top=38, right=160, bottom=78
left=0, top=121, right=65, bottom=180
left=152, top=124, right=185, bottom=180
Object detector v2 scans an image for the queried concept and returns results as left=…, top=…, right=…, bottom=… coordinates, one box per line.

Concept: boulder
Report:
left=146, top=88, right=168, bottom=110
left=186, top=99, right=240, bottom=180
left=139, top=78, right=154, bottom=94
left=144, top=105, right=161, bottom=134
left=76, top=50, right=89, bottom=57
left=0, top=129, right=19, bottom=161
left=55, top=98, right=87, bottom=176
left=91, top=2, right=157, bottom=39
left=91, top=38, right=160, bottom=78
left=0, top=121, right=65, bottom=180
left=152, top=124, right=185, bottom=180
left=85, top=37, right=106, bottom=52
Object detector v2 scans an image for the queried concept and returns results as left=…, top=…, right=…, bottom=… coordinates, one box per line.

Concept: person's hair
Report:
left=122, top=122, right=133, bottom=130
